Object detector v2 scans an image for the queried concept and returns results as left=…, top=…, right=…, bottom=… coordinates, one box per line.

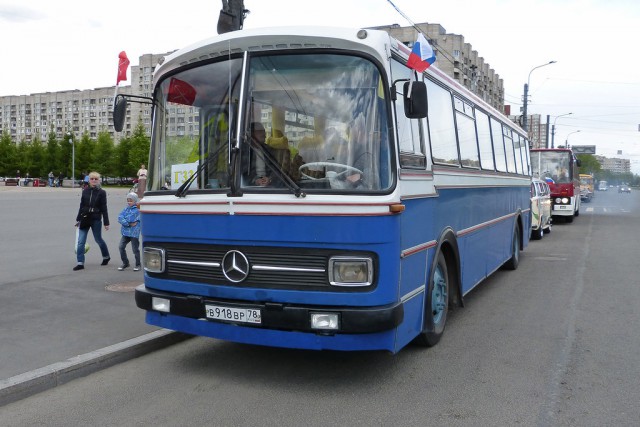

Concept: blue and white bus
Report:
left=117, top=26, right=531, bottom=353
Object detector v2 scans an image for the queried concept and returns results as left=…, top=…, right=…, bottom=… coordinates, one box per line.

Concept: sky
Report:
left=1, top=0, right=639, bottom=172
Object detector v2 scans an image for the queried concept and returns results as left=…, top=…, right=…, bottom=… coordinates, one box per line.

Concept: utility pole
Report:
left=522, top=61, right=556, bottom=133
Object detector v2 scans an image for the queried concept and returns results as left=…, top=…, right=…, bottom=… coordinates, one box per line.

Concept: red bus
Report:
left=530, top=148, right=581, bottom=222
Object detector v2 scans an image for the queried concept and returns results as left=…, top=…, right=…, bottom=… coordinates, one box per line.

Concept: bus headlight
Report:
left=561, top=197, right=569, bottom=204
left=143, top=247, right=165, bottom=273
left=328, top=257, right=373, bottom=287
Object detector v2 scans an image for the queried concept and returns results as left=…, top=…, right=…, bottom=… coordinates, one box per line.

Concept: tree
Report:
left=115, top=135, right=133, bottom=177
left=577, top=154, right=601, bottom=175
left=57, top=131, right=72, bottom=178
left=16, top=141, right=30, bottom=175
left=93, top=131, right=116, bottom=176
left=128, top=122, right=151, bottom=173
left=28, top=138, right=46, bottom=177
left=75, top=132, right=94, bottom=176
left=46, top=134, right=60, bottom=175
left=0, top=131, right=17, bottom=176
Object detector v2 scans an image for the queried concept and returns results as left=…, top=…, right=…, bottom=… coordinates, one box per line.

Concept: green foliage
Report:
left=76, top=133, right=94, bottom=176
left=115, top=136, right=133, bottom=177
left=93, top=131, right=116, bottom=176
left=46, top=136, right=60, bottom=175
left=0, top=123, right=151, bottom=180
left=28, top=138, right=46, bottom=177
left=0, top=131, right=17, bottom=176
left=55, top=131, right=71, bottom=177
left=577, top=154, right=601, bottom=176
left=128, top=121, right=151, bottom=172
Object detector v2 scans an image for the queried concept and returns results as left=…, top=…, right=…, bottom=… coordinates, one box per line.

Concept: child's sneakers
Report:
left=118, top=263, right=130, bottom=271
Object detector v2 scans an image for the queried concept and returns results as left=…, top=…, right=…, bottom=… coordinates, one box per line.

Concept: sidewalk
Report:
left=0, top=186, right=189, bottom=405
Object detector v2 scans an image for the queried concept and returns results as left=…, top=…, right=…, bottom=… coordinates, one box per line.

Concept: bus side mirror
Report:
left=113, top=96, right=127, bottom=132
left=403, top=81, right=427, bottom=119
left=575, top=158, right=582, bottom=167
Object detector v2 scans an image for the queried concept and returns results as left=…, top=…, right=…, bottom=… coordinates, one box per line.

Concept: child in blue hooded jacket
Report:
left=117, top=192, right=141, bottom=271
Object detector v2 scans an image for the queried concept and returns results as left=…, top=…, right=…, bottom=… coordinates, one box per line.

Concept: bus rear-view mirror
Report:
left=113, top=96, right=127, bottom=132
left=403, top=81, right=427, bottom=119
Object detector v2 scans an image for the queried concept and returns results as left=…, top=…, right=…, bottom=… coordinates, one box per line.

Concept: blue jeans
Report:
left=76, top=220, right=110, bottom=264
left=119, top=236, right=140, bottom=266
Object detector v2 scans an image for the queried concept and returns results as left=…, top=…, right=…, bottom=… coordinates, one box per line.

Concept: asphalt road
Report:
left=0, top=185, right=167, bottom=382
left=1, top=187, right=639, bottom=426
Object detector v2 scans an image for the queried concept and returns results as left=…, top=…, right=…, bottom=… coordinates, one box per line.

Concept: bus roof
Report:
left=154, top=26, right=392, bottom=85
left=152, top=25, right=523, bottom=136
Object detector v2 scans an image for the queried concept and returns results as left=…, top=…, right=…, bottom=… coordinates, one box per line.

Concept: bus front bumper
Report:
left=135, top=285, right=404, bottom=335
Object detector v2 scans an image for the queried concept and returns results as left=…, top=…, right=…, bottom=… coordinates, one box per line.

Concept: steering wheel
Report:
left=299, top=162, right=363, bottom=180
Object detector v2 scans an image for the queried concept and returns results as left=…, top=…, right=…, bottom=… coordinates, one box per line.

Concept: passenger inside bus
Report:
left=243, top=123, right=301, bottom=187
left=243, top=122, right=272, bottom=186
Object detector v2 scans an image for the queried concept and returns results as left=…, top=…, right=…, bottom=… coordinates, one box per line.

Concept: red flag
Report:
left=167, top=77, right=197, bottom=105
left=117, top=51, right=130, bottom=85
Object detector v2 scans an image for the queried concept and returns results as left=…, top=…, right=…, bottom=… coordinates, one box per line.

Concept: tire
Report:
left=531, top=225, right=543, bottom=240
left=502, top=223, right=520, bottom=270
left=414, top=252, right=450, bottom=347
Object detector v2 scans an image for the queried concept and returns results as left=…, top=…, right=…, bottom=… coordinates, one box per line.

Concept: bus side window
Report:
left=391, top=60, right=426, bottom=169
left=426, top=79, right=458, bottom=166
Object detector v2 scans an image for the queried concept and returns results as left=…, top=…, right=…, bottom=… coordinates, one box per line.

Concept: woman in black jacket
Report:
left=73, top=171, right=111, bottom=270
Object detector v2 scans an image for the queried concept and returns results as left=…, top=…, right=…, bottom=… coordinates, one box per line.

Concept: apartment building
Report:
left=1, top=23, right=506, bottom=145
left=596, top=155, right=631, bottom=174
left=373, top=22, right=505, bottom=111
left=0, top=52, right=169, bottom=145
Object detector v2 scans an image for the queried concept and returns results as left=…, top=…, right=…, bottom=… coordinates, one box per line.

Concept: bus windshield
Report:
left=531, top=150, right=572, bottom=184
left=148, top=53, right=393, bottom=194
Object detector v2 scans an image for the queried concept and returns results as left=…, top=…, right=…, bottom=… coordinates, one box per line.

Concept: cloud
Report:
left=0, top=4, right=46, bottom=23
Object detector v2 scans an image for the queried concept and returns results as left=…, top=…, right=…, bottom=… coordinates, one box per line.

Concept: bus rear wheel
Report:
left=502, top=223, right=520, bottom=270
left=414, top=252, right=449, bottom=347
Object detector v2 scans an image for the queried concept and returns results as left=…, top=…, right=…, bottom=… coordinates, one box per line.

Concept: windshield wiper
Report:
left=248, top=139, right=306, bottom=198
left=175, top=142, right=229, bottom=198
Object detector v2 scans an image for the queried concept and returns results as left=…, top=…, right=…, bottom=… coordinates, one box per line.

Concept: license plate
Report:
left=556, top=205, right=568, bottom=210
left=205, top=304, right=262, bottom=324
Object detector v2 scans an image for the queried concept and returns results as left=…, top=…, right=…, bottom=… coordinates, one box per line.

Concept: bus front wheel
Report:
left=414, top=252, right=449, bottom=347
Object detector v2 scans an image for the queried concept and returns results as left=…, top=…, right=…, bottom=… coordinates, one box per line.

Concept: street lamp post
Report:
left=551, top=112, right=572, bottom=148
left=522, top=61, right=557, bottom=132
left=68, top=133, right=75, bottom=188
left=564, top=130, right=581, bottom=147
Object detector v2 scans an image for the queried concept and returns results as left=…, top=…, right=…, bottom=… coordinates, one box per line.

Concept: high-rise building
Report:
left=0, top=52, right=170, bottom=144
left=372, top=23, right=505, bottom=111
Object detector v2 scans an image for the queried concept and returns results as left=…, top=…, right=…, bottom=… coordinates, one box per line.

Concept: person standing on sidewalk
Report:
left=117, top=192, right=141, bottom=271
left=136, top=163, right=147, bottom=199
left=73, top=171, right=111, bottom=271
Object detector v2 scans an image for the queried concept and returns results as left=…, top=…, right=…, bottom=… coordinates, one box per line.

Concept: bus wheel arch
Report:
left=413, top=229, right=461, bottom=347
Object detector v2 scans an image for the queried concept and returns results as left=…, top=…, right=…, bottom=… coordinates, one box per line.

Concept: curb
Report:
left=0, top=329, right=192, bottom=407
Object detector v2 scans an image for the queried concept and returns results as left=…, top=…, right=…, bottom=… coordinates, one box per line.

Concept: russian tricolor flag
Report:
left=407, top=33, right=436, bottom=72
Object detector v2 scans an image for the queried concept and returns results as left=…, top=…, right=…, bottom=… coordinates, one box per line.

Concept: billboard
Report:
left=571, top=145, right=596, bottom=154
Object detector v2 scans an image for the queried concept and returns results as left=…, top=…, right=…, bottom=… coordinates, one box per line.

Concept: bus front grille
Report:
left=149, top=242, right=368, bottom=292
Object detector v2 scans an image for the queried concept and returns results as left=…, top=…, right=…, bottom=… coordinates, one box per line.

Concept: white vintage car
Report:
left=531, top=178, right=552, bottom=240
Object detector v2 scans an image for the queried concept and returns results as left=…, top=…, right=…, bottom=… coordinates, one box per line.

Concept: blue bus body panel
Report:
left=142, top=212, right=402, bottom=307
left=140, top=183, right=529, bottom=352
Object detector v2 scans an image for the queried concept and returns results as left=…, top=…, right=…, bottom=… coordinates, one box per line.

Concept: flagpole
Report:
left=386, top=0, right=429, bottom=39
